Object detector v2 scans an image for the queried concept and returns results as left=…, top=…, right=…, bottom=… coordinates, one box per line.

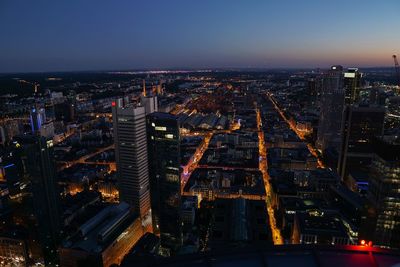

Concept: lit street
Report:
left=267, top=92, right=325, bottom=168
left=257, top=108, right=284, bottom=245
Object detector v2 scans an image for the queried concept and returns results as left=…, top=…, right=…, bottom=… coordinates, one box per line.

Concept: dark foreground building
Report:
left=147, top=112, right=183, bottom=254
left=120, top=244, right=400, bottom=267
left=14, top=135, right=61, bottom=265
left=338, top=105, right=385, bottom=181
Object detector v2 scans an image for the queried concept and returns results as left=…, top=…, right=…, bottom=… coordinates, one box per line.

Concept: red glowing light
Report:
left=112, top=101, right=116, bottom=107
left=360, top=240, right=366, bottom=246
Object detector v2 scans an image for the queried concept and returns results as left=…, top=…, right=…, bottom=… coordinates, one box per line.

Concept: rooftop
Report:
left=63, top=202, right=137, bottom=253
left=296, top=212, right=347, bottom=237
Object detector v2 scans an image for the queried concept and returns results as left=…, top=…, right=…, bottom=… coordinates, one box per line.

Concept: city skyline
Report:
left=1, top=1, right=400, bottom=265
left=1, top=0, right=399, bottom=73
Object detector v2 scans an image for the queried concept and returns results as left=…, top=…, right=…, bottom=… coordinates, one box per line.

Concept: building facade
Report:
left=316, top=66, right=345, bottom=156
left=14, top=135, right=61, bottom=265
left=343, top=68, right=362, bottom=105
left=112, top=99, right=151, bottom=219
left=337, top=105, right=385, bottom=181
left=147, top=112, right=182, bottom=254
left=368, top=139, right=400, bottom=249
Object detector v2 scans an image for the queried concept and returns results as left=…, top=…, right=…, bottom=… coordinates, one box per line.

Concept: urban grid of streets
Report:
left=267, top=92, right=325, bottom=169
left=176, top=93, right=325, bottom=246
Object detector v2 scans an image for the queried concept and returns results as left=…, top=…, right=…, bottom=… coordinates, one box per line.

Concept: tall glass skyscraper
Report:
left=343, top=68, right=362, bottom=105
left=316, top=66, right=345, bottom=156
left=338, top=105, right=385, bottom=180
left=147, top=112, right=182, bottom=254
left=13, top=135, right=61, bottom=265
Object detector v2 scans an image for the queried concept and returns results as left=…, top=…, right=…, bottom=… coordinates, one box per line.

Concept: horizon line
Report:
left=0, top=65, right=395, bottom=75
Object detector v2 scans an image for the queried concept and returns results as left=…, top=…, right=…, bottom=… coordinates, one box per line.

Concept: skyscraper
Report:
left=343, top=68, right=362, bottom=105
left=147, top=112, right=182, bottom=254
left=368, top=138, right=400, bottom=248
left=112, top=99, right=151, bottom=219
left=13, top=135, right=61, bottom=264
left=337, top=105, right=385, bottom=181
left=316, top=66, right=345, bottom=159
left=54, top=101, right=75, bottom=122
left=140, top=95, right=158, bottom=114
left=30, top=107, right=46, bottom=133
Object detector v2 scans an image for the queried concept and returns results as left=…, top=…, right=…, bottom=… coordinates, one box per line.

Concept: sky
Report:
left=0, top=0, right=399, bottom=73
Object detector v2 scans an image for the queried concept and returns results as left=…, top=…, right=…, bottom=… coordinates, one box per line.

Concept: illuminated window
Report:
left=166, top=173, right=179, bottom=183
left=46, top=140, right=53, bottom=148
left=155, top=126, right=167, bottom=131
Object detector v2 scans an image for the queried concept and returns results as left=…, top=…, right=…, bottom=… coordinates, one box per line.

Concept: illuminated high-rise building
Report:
left=343, top=68, right=362, bottom=105
left=30, top=107, right=46, bottom=133
left=316, top=66, right=345, bottom=160
left=112, top=99, right=151, bottom=219
left=147, top=112, right=182, bottom=254
left=368, top=138, right=400, bottom=248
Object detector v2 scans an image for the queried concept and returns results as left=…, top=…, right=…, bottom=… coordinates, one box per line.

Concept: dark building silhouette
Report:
left=337, top=105, right=385, bottom=181
left=147, top=112, right=182, bottom=254
left=209, top=198, right=271, bottom=249
left=54, top=101, right=75, bottom=122
left=14, top=135, right=61, bottom=265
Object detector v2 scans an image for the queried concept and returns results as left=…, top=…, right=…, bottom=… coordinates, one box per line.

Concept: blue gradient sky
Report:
left=0, top=0, right=399, bottom=72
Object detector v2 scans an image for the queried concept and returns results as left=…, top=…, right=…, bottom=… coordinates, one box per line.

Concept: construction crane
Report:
left=393, top=54, right=400, bottom=86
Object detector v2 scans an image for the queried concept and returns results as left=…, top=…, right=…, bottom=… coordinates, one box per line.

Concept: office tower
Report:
left=30, top=107, right=46, bottom=133
left=316, top=66, right=345, bottom=158
left=54, top=101, right=75, bottom=122
left=140, top=95, right=158, bottom=114
left=112, top=99, right=151, bottom=218
left=44, top=103, right=56, bottom=122
left=337, top=105, right=385, bottom=181
left=344, top=68, right=362, bottom=105
left=13, top=135, right=61, bottom=264
left=147, top=112, right=182, bottom=253
left=368, top=138, right=400, bottom=248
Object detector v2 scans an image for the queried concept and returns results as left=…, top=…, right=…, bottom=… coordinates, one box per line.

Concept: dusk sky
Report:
left=1, top=0, right=399, bottom=73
